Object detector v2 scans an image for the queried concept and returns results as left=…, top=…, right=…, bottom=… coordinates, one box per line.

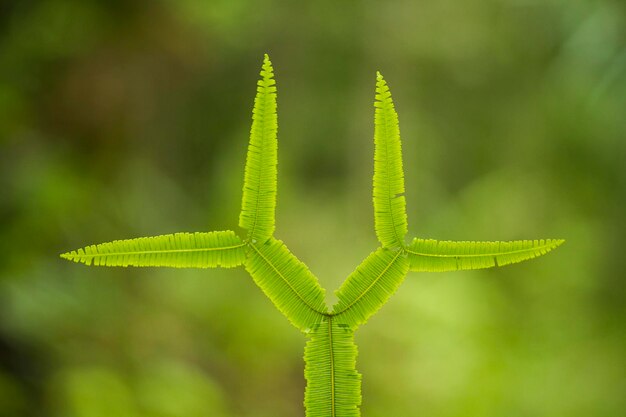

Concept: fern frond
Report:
left=373, top=73, right=408, bottom=249
left=239, top=54, right=278, bottom=243
left=60, top=231, right=247, bottom=268
left=332, top=248, right=409, bottom=329
left=406, top=238, right=565, bottom=272
left=304, top=316, right=361, bottom=417
left=245, top=238, right=327, bottom=331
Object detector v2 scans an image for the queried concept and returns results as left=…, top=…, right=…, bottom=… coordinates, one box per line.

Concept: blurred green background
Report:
left=1, top=0, right=625, bottom=416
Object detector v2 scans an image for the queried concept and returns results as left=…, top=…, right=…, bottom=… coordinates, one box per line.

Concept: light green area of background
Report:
left=0, top=0, right=624, bottom=416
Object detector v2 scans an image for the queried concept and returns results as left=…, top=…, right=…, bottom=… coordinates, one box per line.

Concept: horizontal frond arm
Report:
left=373, top=72, right=408, bottom=248
left=60, top=231, right=247, bottom=268
left=406, top=238, right=565, bottom=272
left=245, top=238, right=327, bottom=331
left=332, top=248, right=409, bottom=330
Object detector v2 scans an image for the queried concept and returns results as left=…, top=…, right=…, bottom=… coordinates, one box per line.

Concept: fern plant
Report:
left=61, top=55, right=564, bottom=417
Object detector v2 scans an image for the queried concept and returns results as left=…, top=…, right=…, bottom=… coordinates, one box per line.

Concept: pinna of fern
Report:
left=61, top=54, right=564, bottom=417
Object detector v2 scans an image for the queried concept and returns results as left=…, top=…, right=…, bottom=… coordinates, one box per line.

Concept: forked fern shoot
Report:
left=61, top=55, right=564, bottom=417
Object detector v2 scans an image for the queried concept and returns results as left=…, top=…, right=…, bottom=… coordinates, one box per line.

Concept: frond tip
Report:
left=406, top=238, right=565, bottom=272
left=60, top=231, right=247, bottom=268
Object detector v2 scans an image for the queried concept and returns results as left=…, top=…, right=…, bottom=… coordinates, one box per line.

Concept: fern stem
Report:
left=328, top=316, right=336, bottom=417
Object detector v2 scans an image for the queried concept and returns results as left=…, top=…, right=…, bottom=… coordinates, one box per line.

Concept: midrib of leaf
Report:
left=334, top=249, right=403, bottom=316
left=249, top=243, right=327, bottom=315
left=66, top=243, right=247, bottom=258
left=404, top=241, right=560, bottom=258
left=328, top=316, right=336, bottom=417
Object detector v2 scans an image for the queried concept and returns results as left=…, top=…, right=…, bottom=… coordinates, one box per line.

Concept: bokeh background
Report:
left=1, top=0, right=625, bottom=416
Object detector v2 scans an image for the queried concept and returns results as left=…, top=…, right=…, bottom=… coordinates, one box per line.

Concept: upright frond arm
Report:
left=239, top=54, right=278, bottom=243
left=373, top=73, right=408, bottom=248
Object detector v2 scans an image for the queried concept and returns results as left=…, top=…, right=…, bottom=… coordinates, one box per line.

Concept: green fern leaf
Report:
left=239, top=54, right=278, bottom=243
left=245, top=238, right=327, bottom=331
left=406, top=238, right=565, bottom=271
left=332, top=248, right=409, bottom=329
left=304, top=316, right=361, bottom=417
left=60, top=231, right=246, bottom=268
left=59, top=57, right=566, bottom=417
left=373, top=73, right=408, bottom=249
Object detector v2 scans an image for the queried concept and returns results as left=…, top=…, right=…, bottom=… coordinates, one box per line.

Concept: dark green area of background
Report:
left=1, top=1, right=624, bottom=416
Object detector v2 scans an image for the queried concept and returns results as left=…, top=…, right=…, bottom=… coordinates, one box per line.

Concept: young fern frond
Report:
left=60, top=55, right=565, bottom=417
left=239, top=54, right=278, bottom=243
left=304, top=317, right=361, bottom=417
left=245, top=238, right=327, bottom=331
left=60, top=231, right=246, bottom=268
left=406, top=238, right=565, bottom=272
left=373, top=73, right=408, bottom=249
left=333, top=248, right=410, bottom=330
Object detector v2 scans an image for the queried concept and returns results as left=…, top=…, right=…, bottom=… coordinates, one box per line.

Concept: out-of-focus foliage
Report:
left=0, top=0, right=624, bottom=416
